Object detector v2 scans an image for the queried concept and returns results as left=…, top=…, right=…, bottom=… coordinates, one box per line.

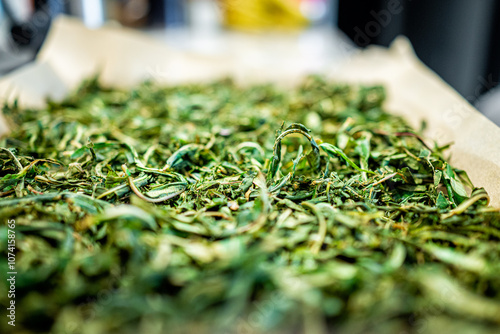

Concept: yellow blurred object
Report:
left=221, top=0, right=309, bottom=30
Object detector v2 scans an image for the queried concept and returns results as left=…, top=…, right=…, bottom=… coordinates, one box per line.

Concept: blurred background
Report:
left=0, top=0, right=499, bottom=124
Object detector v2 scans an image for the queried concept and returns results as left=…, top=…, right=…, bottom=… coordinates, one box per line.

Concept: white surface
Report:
left=81, top=0, right=105, bottom=28
left=145, top=25, right=356, bottom=77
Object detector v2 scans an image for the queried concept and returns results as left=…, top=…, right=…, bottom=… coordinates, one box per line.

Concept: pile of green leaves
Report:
left=1, top=76, right=500, bottom=334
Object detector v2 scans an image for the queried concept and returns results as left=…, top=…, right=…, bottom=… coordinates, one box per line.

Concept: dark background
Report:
left=338, top=0, right=500, bottom=101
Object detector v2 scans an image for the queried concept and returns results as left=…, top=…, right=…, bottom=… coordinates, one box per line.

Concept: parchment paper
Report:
left=1, top=16, right=499, bottom=207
